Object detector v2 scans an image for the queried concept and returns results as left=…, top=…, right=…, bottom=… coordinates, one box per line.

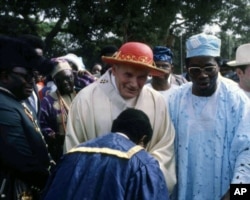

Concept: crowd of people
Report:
left=0, top=32, right=250, bottom=200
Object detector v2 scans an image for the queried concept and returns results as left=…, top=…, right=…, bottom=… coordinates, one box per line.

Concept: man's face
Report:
left=112, top=64, right=149, bottom=99
left=8, top=67, right=34, bottom=100
left=238, top=65, right=250, bottom=90
left=187, top=56, right=219, bottom=96
left=153, top=61, right=172, bottom=80
left=54, top=69, right=74, bottom=95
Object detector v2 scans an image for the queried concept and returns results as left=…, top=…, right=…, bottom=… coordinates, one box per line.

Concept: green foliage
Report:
left=215, top=0, right=250, bottom=59
left=0, top=0, right=249, bottom=70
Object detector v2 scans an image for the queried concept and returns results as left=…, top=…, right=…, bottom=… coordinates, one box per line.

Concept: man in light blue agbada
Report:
left=169, top=32, right=250, bottom=200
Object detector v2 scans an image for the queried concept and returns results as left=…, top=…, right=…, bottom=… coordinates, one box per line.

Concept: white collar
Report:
left=111, top=73, right=118, bottom=92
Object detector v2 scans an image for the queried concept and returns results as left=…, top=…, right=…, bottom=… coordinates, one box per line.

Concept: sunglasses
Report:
left=188, top=66, right=217, bottom=76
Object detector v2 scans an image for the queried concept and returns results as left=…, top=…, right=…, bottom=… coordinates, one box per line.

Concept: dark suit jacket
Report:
left=0, top=90, right=50, bottom=191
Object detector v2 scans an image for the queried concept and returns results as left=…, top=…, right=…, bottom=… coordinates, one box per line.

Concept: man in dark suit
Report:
left=18, top=34, right=47, bottom=118
left=0, top=35, right=53, bottom=199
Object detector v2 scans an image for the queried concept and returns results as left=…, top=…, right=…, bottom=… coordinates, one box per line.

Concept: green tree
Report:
left=3, top=0, right=246, bottom=70
left=215, top=0, right=250, bottom=59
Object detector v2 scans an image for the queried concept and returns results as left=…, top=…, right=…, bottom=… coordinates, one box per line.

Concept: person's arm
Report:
left=125, top=155, right=170, bottom=200
left=73, top=70, right=96, bottom=92
left=230, top=97, right=250, bottom=184
left=39, top=96, right=57, bottom=139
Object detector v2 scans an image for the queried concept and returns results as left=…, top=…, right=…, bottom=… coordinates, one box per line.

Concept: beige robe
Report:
left=64, top=70, right=176, bottom=193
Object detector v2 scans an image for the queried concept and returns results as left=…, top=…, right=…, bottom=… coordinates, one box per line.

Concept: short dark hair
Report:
left=111, top=108, right=153, bottom=145
left=236, top=65, right=248, bottom=73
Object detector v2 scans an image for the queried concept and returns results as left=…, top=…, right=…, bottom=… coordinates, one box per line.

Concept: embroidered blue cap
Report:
left=153, top=46, right=173, bottom=64
left=186, top=33, right=221, bottom=58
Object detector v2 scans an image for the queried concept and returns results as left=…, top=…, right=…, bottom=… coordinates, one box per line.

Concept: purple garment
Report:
left=73, top=71, right=95, bottom=92
left=39, top=93, right=68, bottom=162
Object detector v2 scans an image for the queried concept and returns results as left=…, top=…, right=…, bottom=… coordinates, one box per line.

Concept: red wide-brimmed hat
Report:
left=102, top=42, right=167, bottom=76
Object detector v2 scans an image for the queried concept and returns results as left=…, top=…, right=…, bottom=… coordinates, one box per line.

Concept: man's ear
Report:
left=138, top=135, right=147, bottom=148
left=236, top=68, right=243, bottom=77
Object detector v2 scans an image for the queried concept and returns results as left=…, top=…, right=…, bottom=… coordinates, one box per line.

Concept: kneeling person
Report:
left=42, top=108, right=169, bottom=200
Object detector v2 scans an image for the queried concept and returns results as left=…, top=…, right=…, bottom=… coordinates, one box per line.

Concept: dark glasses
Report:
left=188, top=66, right=217, bottom=76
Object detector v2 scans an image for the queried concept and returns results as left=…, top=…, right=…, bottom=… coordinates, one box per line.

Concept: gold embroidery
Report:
left=22, top=103, right=40, bottom=132
left=19, top=192, right=33, bottom=200
left=114, top=51, right=152, bottom=64
left=21, top=103, right=51, bottom=170
left=68, top=145, right=143, bottom=159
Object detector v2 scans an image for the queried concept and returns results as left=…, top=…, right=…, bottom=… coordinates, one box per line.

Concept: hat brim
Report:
left=102, top=56, right=167, bottom=76
left=227, top=60, right=250, bottom=67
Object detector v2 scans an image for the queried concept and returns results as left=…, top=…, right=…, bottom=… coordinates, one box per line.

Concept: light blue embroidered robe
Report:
left=169, top=77, right=250, bottom=200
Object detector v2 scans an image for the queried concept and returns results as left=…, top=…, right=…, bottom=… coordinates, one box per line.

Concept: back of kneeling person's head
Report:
left=111, top=108, right=153, bottom=147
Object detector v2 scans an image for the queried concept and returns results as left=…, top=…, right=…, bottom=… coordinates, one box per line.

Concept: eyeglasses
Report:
left=188, top=66, right=217, bottom=76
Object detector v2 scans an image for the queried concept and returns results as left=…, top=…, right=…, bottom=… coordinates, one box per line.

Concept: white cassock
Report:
left=64, top=69, right=176, bottom=194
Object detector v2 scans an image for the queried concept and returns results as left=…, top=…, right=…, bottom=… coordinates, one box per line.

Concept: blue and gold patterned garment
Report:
left=42, top=133, right=169, bottom=200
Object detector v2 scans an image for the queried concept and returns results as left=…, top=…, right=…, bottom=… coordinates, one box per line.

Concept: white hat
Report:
left=60, top=53, right=85, bottom=70
left=186, top=33, right=221, bottom=58
left=51, top=60, right=72, bottom=78
left=227, top=43, right=250, bottom=67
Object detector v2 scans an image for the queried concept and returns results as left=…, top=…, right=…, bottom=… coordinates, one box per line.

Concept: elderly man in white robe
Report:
left=64, top=42, right=176, bottom=194
left=168, top=33, right=250, bottom=200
